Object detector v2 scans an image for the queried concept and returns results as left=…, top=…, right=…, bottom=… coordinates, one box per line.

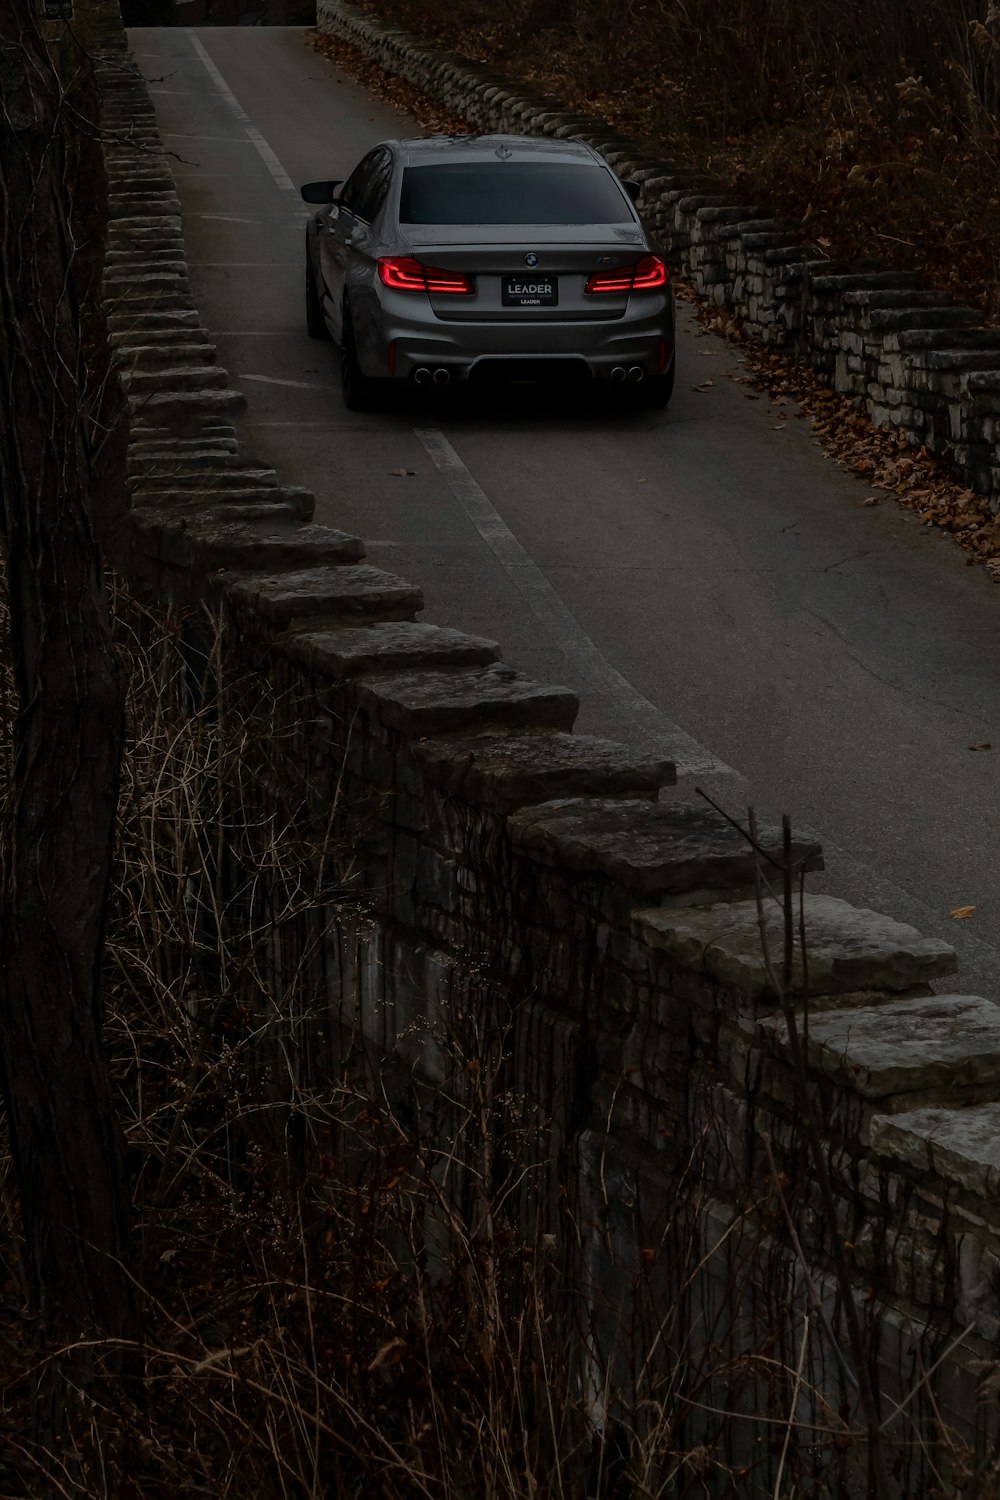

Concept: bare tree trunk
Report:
left=0, top=0, right=141, bottom=1419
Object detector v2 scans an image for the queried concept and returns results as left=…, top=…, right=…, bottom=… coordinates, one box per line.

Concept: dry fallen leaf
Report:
left=949, top=905, right=977, bottom=920
left=863, top=496, right=880, bottom=506
left=389, top=468, right=416, bottom=477
left=693, top=379, right=715, bottom=392
left=968, top=742, right=992, bottom=751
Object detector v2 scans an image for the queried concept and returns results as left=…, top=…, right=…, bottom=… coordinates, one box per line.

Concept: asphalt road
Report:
left=132, top=25, right=1000, bottom=995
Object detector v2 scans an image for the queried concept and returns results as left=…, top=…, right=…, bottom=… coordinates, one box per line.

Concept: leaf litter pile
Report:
left=310, top=14, right=1000, bottom=578
left=311, top=28, right=475, bottom=137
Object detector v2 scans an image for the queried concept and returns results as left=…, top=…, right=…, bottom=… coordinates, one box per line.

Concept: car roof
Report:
left=392, top=135, right=607, bottom=169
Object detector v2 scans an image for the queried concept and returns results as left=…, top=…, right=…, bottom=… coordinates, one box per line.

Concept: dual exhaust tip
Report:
left=413, top=366, right=451, bottom=386
left=415, top=365, right=645, bottom=386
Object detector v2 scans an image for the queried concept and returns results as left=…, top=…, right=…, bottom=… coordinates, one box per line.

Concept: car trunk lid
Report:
left=400, top=224, right=648, bottom=320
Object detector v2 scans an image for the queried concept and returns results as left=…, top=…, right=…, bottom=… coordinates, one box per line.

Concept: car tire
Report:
left=340, top=301, right=379, bottom=411
left=305, top=253, right=330, bottom=341
left=636, top=359, right=675, bottom=410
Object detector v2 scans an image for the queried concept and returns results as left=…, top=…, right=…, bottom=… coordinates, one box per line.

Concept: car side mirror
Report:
left=300, top=180, right=342, bottom=204
left=622, top=179, right=642, bottom=203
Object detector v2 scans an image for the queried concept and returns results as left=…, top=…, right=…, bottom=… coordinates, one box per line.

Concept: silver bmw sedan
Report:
left=301, top=135, right=676, bottom=410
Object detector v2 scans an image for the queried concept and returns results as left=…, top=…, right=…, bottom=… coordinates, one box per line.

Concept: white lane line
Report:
left=160, top=132, right=258, bottom=144
left=171, top=43, right=730, bottom=777
left=185, top=31, right=311, bottom=223
left=413, top=426, right=736, bottom=777
left=241, top=374, right=332, bottom=390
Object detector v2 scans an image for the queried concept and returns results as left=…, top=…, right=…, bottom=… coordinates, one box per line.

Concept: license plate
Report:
left=502, top=274, right=558, bottom=307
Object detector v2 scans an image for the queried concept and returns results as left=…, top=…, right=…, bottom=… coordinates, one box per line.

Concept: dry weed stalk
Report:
left=0, top=582, right=983, bottom=1495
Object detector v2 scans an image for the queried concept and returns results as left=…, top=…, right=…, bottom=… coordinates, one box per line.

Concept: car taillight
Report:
left=585, top=255, right=669, bottom=294
left=378, top=256, right=473, bottom=294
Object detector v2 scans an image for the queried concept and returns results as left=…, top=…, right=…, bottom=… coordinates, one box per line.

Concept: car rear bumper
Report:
left=360, top=293, right=675, bottom=382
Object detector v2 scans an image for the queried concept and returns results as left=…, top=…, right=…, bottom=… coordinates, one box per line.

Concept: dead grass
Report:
left=0, top=583, right=980, bottom=1497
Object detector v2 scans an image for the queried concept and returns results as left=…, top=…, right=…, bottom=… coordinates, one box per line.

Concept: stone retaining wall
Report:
left=318, top=0, right=1000, bottom=514
left=85, top=3, right=1000, bottom=1489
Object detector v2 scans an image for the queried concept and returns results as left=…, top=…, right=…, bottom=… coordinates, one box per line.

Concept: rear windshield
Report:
left=399, top=162, right=633, bottom=226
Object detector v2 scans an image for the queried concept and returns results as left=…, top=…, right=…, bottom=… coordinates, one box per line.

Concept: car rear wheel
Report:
left=305, top=253, right=330, bottom=341
left=636, top=358, right=675, bottom=410
left=340, top=301, right=379, bottom=411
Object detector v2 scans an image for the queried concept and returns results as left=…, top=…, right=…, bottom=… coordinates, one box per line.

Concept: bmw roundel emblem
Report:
left=524, top=253, right=539, bottom=267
